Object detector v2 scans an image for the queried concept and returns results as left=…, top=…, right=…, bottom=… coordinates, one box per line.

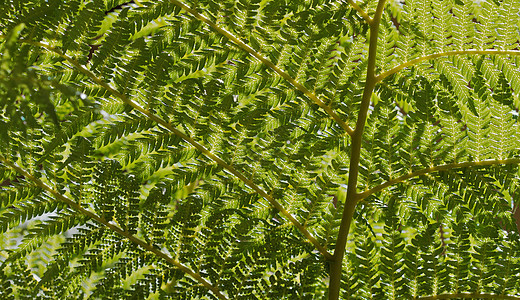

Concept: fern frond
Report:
left=3, top=0, right=520, bottom=299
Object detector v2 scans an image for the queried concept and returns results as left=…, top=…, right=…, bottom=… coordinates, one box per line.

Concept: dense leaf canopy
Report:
left=1, top=0, right=520, bottom=299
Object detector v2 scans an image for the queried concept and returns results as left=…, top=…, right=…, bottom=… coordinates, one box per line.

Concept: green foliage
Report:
left=1, top=0, right=520, bottom=299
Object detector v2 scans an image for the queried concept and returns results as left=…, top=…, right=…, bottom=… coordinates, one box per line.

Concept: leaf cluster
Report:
left=1, top=0, right=520, bottom=299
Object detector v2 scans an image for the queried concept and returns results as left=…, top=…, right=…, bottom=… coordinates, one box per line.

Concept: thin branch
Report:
left=0, top=155, right=228, bottom=300
left=358, top=158, right=520, bottom=201
left=168, top=0, right=354, bottom=136
left=414, top=293, right=520, bottom=300
left=346, top=0, right=372, bottom=23
left=9, top=38, right=333, bottom=261
left=328, top=1, right=386, bottom=299
left=376, top=49, right=520, bottom=82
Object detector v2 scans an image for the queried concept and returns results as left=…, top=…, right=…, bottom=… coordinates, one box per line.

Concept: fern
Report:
left=2, top=0, right=520, bottom=299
